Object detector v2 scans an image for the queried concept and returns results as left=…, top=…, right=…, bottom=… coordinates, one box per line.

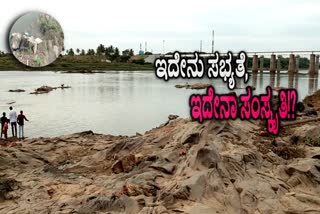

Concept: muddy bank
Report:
left=0, top=103, right=320, bottom=213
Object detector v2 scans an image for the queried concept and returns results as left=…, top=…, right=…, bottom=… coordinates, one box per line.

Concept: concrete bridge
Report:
left=164, top=51, right=320, bottom=74
left=246, top=51, right=320, bottom=74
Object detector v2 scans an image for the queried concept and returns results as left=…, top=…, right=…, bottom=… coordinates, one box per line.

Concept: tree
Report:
left=122, top=49, right=130, bottom=56
left=110, top=47, right=120, bottom=61
left=80, top=49, right=85, bottom=56
left=120, top=55, right=130, bottom=62
left=96, top=44, right=105, bottom=56
left=86, top=49, right=95, bottom=56
left=105, top=45, right=114, bottom=57
left=129, top=49, right=134, bottom=57
left=132, top=58, right=145, bottom=65
left=114, top=47, right=120, bottom=57
left=68, top=48, right=75, bottom=56
left=76, top=48, right=80, bottom=55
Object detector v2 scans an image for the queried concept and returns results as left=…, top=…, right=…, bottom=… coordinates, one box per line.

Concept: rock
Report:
left=194, top=147, right=220, bottom=169
left=180, top=173, right=207, bottom=201
left=285, top=159, right=320, bottom=184
left=190, top=83, right=211, bottom=90
left=8, top=89, right=25, bottom=92
left=303, top=89, right=320, bottom=109
left=111, top=154, right=136, bottom=174
left=175, top=84, right=186, bottom=88
left=79, top=196, right=125, bottom=213
left=295, top=193, right=320, bottom=205
left=139, top=205, right=169, bottom=214
left=78, top=130, right=94, bottom=136
left=126, top=172, right=161, bottom=197
left=10, top=33, right=22, bottom=50
left=175, top=83, right=211, bottom=90
left=305, top=109, right=318, bottom=116
left=0, top=178, right=18, bottom=201
left=296, top=102, right=305, bottom=112
left=181, top=132, right=200, bottom=145
left=121, top=154, right=136, bottom=173
left=287, top=175, right=301, bottom=187
left=30, top=85, right=71, bottom=95
left=150, top=162, right=176, bottom=174
left=304, top=126, right=320, bottom=146
left=168, top=115, right=179, bottom=120
left=111, top=160, right=123, bottom=174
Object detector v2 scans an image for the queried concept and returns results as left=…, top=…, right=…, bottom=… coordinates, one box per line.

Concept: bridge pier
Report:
left=309, top=54, right=315, bottom=75
left=288, top=54, right=296, bottom=73
left=270, top=72, right=275, bottom=88
left=316, top=55, right=319, bottom=74
left=295, top=55, right=300, bottom=73
left=277, top=55, right=281, bottom=72
left=276, top=70, right=281, bottom=87
left=270, top=54, right=276, bottom=73
left=252, top=54, right=258, bottom=72
left=259, top=55, right=264, bottom=72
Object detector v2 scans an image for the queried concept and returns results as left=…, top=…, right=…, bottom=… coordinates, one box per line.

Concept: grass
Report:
left=39, top=16, right=62, bottom=34
left=0, top=55, right=154, bottom=71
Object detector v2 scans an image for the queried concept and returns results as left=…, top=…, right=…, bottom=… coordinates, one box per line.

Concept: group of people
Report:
left=1, top=107, right=29, bottom=140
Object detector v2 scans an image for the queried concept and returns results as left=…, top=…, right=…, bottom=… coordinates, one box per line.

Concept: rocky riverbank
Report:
left=0, top=96, right=320, bottom=213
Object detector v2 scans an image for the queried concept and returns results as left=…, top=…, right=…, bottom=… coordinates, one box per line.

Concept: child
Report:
left=0, top=113, right=8, bottom=139
left=3, top=121, right=8, bottom=139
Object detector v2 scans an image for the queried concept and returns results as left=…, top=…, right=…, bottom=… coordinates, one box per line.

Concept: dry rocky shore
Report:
left=1, top=94, right=320, bottom=213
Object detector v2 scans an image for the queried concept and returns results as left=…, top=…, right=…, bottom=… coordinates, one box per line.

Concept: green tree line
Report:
left=65, top=44, right=135, bottom=63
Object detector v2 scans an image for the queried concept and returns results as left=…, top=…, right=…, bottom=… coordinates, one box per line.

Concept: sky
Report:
left=1, top=0, right=320, bottom=54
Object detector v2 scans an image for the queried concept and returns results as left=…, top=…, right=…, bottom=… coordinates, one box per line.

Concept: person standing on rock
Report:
left=17, top=110, right=29, bottom=140
left=9, top=106, right=17, bottom=137
left=0, top=112, right=8, bottom=139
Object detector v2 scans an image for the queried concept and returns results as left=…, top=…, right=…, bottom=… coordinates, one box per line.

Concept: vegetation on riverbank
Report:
left=0, top=46, right=317, bottom=71
left=0, top=54, right=153, bottom=71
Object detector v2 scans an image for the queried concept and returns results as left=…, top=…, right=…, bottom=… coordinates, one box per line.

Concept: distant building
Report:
left=138, top=43, right=144, bottom=55
left=139, top=50, right=144, bottom=55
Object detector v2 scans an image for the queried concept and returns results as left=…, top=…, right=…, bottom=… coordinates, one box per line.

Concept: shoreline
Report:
left=5, top=80, right=319, bottom=139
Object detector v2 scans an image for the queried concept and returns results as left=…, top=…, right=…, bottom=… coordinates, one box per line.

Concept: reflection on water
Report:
left=0, top=70, right=318, bottom=137
left=308, top=71, right=319, bottom=95
left=270, top=72, right=275, bottom=89
left=251, top=70, right=319, bottom=99
left=276, top=71, right=281, bottom=87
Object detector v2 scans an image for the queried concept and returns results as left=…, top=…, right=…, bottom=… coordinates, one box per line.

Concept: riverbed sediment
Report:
left=0, top=92, right=320, bottom=213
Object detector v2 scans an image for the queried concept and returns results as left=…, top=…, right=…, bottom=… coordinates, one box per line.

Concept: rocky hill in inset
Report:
left=10, top=12, right=64, bottom=67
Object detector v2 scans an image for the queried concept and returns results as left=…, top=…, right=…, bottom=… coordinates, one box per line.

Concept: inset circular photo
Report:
left=9, top=11, right=64, bottom=67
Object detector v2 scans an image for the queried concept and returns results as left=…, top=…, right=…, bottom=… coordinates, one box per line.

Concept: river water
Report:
left=0, top=70, right=318, bottom=137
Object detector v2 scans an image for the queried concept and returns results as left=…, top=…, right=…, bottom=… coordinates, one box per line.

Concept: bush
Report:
left=132, top=58, right=145, bottom=65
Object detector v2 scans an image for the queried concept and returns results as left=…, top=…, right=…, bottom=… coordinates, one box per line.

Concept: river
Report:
left=0, top=70, right=318, bottom=137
